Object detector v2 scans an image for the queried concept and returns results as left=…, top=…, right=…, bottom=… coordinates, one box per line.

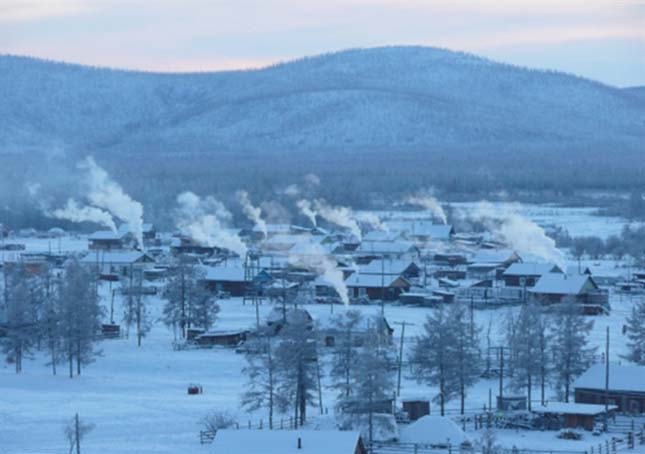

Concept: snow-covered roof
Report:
left=503, top=262, right=562, bottom=277
left=399, top=415, right=469, bottom=446
left=345, top=273, right=410, bottom=288
left=530, top=273, right=597, bottom=295
left=532, top=402, right=618, bottom=416
left=359, top=259, right=418, bottom=276
left=80, top=251, right=152, bottom=264
left=574, top=363, right=645, bottom=393
left=384, top=220, right=454, bottom=240
left=200, top=265, right=245, bottom=282
left=211, top=430, right=362, bottom=454
left=356, top=241, right=417, bottom=254
left=471, top=249, right=519, bottom=265
left=362, top=230, right=403, bottom=243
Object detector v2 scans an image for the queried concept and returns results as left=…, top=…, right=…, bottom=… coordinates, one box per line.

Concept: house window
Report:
left=325, top=336, right=335, bottom=347
left=359, top=287, right=367, bottom=297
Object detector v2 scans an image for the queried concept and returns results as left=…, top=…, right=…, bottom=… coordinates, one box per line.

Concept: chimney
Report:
left=297, top=437, right=302, bottom=449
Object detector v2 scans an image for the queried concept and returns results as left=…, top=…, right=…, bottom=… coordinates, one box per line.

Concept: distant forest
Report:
left=1, top=148, right=644, bottom=231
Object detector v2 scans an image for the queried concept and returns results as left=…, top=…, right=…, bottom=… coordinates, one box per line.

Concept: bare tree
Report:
left=63, top=413, right=94, bottom=454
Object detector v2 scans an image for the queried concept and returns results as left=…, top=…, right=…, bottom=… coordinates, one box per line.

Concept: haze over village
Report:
left=1, top=1, right=644, bottom=454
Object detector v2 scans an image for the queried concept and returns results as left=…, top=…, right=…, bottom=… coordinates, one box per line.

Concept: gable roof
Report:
left=211, top=430, right=362, bottom=454
left=384, top=220, right=454, bottom=240
left=530, top=273, right=598, bottom=295
left=471, top=249, right=520, bottom=265
left=345, top=273, right=410, bottom=288
left=503, top=263, right=563, bottom=277
left=80, top=251, right=153, bottom=264
left=574, top=363, right=645, bottom=393
left=359, top=259, right=419, bottom=276
left=356, top=241, right=417, bottom=255
left=200, top=264, right=246, bottom=282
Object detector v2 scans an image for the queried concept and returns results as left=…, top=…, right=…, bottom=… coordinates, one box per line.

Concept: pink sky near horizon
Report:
left=1, top=0, right=644, bottom=86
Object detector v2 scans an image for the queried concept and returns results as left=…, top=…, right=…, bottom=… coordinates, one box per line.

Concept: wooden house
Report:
left=345, top=273, right=411, bottom=301
left=88, top=230, right=129, bottom=251
left=80, top=251, right=155, bottom=278
left=574, top=363, right=645, bottom=414
left=502, top=263, right=563, bottom=287
left=317, top=312, right=394, bottom=347
left=529, top=273, right=609, bottom=312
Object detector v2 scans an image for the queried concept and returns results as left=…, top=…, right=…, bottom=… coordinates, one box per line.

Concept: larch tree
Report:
left=162, top=261, right=211, bottom=338
left=550, top=299, right=596, bottom=402
left=1, top=264, right=38, bottom=373
left=508, top=302, right=543, bottom=411
left=409, top=306, right=454, bottom=416
left=621, top=299, right=645, bottom=365
left=273, top=312, right=319, bottom=427
left=446, top=301, right=481, bottom=415
left=57, top=259, right=103, bottom=378
left=241, top=335, right=276, bottom=429
left=344, top=324, right=396, bottom=447
left=329, top=310, right=364, bottom=400
left=122, top=270, right=151, bottom=346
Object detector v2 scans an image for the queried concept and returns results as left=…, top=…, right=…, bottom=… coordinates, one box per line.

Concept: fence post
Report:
left=414, top=444, right=418, bottom=454
left=248, top=420, right=251, bottom=429
left=260, top=419, right=263, bottom=429
left=280, top=419, right=283, bottom=429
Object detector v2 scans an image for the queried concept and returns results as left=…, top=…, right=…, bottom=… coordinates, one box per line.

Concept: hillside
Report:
left=1, top=46, right=644, bottom=156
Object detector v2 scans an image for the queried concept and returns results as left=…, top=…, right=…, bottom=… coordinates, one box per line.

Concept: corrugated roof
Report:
left=530, top=273, right=595, bottom=295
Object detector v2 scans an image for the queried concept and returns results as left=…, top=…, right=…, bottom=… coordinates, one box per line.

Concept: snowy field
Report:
left=1, top=284, right=641, bottom=454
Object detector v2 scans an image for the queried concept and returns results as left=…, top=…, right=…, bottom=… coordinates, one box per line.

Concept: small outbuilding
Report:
left=211, top=430, right=367, bottom=454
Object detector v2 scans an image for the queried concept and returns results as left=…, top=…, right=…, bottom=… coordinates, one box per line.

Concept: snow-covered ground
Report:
left=1, top=283, right=640, bottom=454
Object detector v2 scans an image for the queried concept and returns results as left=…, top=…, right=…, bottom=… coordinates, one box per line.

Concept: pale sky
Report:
left=1, top=0, right=644, bottom=87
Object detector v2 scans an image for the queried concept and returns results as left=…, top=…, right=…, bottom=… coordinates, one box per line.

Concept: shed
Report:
left=345, top=273, right=411, bottom=301
left=532, top=402, right=617, bottom=431
left=399, top=415, right=470, bottom=448
left=502, top=263, right=563, bottom=287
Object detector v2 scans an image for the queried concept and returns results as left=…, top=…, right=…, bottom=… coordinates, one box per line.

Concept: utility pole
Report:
left=393, top=321, right=414, bottom=397
left=498, top=346, right=504, bottom=410
left=381, top=256, right=385, bottom=316
left=604, top=326, right=610, bottom=431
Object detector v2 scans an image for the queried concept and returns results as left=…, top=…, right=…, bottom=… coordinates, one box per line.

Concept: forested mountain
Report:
left=1, top=46, right=643, bottom=156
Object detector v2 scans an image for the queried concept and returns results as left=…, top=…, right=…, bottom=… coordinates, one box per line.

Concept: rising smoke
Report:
left=237, top=190, right=267, bottom=238
left=313, top=199, right=362, bottom=240
left=296, top=199, right=317, bottom=227
left=288, top=240, right=349, bottom=305
left=470, top=201, right=565, bottom=268
left=175, top=191, right=247, bottom=257
left=81, top=157, right=144, bottom=247
left=405, top=192, right=447, bottom=224
left=50, top=199, right=117, bottom=232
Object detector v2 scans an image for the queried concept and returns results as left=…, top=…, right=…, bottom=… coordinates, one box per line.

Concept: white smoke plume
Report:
left=297, top=199, right=317, bottom=226
left=282, top=184, right=301, bottom=198
left=237, top=190, right=267, bottom=238
left=25, top=182, right=41, bottom=197
left=304, top=173, right=320, bottom=187
left=81, top=157, right=144, bottom=247
left=405, top=192, right=447, bottom=224
left=50, top=199, right=117, bottom=232
left=470, top=201, right=565, bottom=268
left=314, top=199, right=361, bottom=240
left=289, top=241, right=349, bottom=305
left=175, top=191, right=247, bottom=257
left=355, top=211, right=388, bottom=232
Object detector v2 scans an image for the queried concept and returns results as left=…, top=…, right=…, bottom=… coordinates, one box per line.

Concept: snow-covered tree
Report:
left=508, top=302, right=544, bottom=410
left=446, top=301, right=481, bottom=414
left=57, top=259, right=103, bottom=378
left=329, top=310, right=363, bottom=400
left=162, top=261, right=211, bottom=338
left=122, top=271, right=151, bottom=346
left=63, top=413, right=94, bottom=454
left=343, top=326, right=396, bottom=446
left=241, top=336, right=277, bottom=429
left=409, top=306, right=454, bottom=415
left=188, top=289, right=220, bottom=333
left=550, top=299, right=596, bottom=402
left=1, top=264, right=38, bottom=373
left=621, top=299, right=645, bottom=365
left=273, top=313, right=319, bottom=427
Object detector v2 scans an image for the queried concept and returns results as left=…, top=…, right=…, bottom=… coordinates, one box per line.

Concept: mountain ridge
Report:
left=1, top=46, right=643, bottom=156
